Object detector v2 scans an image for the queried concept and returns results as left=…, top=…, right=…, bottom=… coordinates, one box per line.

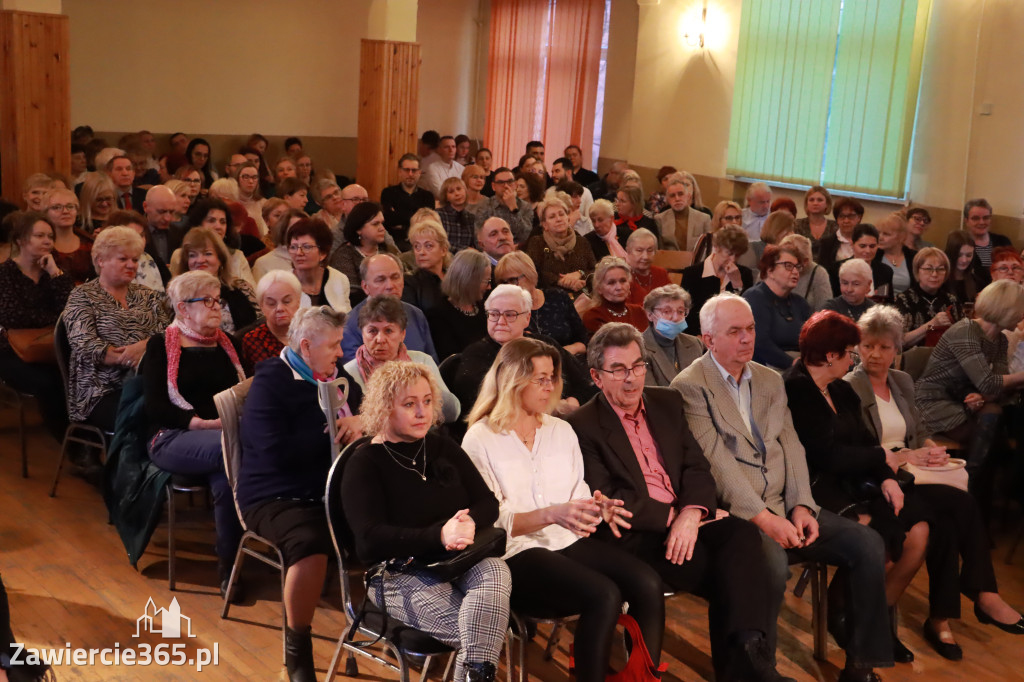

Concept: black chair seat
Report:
left=357, top=601, right=455, bottom=655
left=169, top=473, right=207, bottom=490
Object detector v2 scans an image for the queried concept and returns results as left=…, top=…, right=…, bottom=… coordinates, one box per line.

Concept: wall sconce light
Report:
left=683, top=2, right=707, bottom=48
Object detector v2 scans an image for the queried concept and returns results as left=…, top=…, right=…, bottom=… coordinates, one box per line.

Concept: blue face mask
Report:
left=654, top=317, right=687, bottom=338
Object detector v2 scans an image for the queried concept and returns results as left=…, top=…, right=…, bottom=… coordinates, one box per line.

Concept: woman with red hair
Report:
left=783, top=310, right=931, bottom=663
left=989, top=246, right=1024, bottom=284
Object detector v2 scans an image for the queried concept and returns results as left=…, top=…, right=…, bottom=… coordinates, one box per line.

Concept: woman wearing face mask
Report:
left=681, top=226, right=752, bottom=335
left=640, top=285, right=704, bottom=386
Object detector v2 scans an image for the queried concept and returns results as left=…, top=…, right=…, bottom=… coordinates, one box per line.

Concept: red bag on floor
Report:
left=606, top=614, right=667, bottom=682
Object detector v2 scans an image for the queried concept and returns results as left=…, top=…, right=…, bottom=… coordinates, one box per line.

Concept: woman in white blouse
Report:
left=462, top=337, right=666, bottom=682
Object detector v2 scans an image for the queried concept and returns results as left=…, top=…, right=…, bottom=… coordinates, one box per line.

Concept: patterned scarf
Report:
left=165, top=319, right=245, bottom=410
left=355, top=342, right=412, bottom=383
left=542, top=229, right=577, bottom=262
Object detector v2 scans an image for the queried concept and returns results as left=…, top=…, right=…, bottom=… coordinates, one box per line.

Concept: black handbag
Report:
left=412, top=526, right=507, bottom=581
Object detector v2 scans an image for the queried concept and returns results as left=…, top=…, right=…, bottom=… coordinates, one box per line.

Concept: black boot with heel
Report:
left=285, top=624, right=317, bottom=682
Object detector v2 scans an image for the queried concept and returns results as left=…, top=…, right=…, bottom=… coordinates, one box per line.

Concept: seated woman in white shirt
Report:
left=461, top=337, right=665, bottom=682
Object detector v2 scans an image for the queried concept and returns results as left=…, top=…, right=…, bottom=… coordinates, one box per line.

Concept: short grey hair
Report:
left=287, top=305, right=347, bottom=351
left=92, top=225, right=144, bottom=268
left=643, top=284, right=692, bottom=314
left=441, top=248, right=490, bottom=307
left=587, top=322, right=643, bottom=371
left=838, top=258, right=872, bottom=281
left=588, top=198, right=615, bottom=219
left=745, top=181, right=771, bottom=200
left=963, top=198, right=992, bottom=219
left=663, top=172, right=691, bottom=190
left=626, top=227, right=657, bottom=250
left=208, top=178, right=240, bottom=201
left=857, top=305, right=904, bottom=350
left=255, top=269, right=301, bottom=302
left=486, top=283, right=531, bottom=312
left=358, top=295, right=408, bottom=329
left=167, top=270, right=219, bottom=309
left=699, top=292, right=751, bottom=336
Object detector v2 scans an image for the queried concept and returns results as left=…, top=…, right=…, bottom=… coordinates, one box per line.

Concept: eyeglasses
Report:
left=185, top=178, right=202, bottom=185
left=920, top=265, right=949, bottom=274
left=183, top=296, right=219, bottom=309
left=95, top=196, right=115, bottom=204
left=530, top=376, right=556, bottom=388
left=654, top=306, right=688, bottom=318
left=774, top=261, right=799, bottom=272
left=499, top=274, right=525, bottom=285
left=991, top=264, right=1023, bottom=274
left=837, top=213, right=860, bottom=220
left=238, top=174, right=259, bottom=181
left=492, top=178, right=514, bottom=186
left=47, top=204, right=79, bottom=212
left=485, top=309, right=527, bottom=323
left=288, top=244, right=319, bottom=253
left=343, top=196, right=368, bottom=204
left=720, top=215, right=742, bottom=224
left=596, top=362, right=648, bottom=380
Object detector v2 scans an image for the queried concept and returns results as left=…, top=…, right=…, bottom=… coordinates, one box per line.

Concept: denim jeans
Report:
left=760, top=508, right=893, bottom=670
left=149, top=428, right=242, bottom=565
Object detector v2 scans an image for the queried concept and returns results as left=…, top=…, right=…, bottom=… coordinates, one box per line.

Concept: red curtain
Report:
left=484, top=0, right=604, bottom=169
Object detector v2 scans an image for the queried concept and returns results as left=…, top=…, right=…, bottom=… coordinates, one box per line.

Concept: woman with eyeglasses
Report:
left=742, top=243, right=812, bottom=369
left=450, top=285, right=596, bottom=427
left=234, top=161, right=266, bottom=236
left=894, top=247, right=961, bottom=348
left=286, top=218, right=351, bottom=313
left=169, top=228, right=259, bottom=335
left=44, top=187, right=95, bottom=284
left=784, top=310, right=932, bottom=664
left=425, top=248, right=491, bottom=361
left=988, top=246, right=1024, bottom=284
left=905, top=208, right=934, bottom=250
left=640, top=285, right=704, bottom=386
left=494, top=251, right=588, bottom=356
left=174, top=165, right=205, bottom=203
left=344, top=294, right=460, bottom=422
left=462, top=337, right=664, bottom=682
left=78, top=172, right=118, bottom=234
left=142, top=270, right=245, bottom=600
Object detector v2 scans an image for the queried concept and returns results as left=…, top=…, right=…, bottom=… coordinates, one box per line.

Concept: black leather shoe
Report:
left=974, top=602, right=1024, bottom=635
left=836, top=668, right=882, bottom=682
left=889, top=607, right=913, bottom=663
left=923, top=619, right=963, bottom=661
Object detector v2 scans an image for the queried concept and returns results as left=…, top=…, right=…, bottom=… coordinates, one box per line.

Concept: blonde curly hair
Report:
left=360, top=361, right=444, bottom=437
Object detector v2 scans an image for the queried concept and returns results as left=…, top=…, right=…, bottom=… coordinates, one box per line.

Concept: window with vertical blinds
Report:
left=727, top=0, right=931, bottom=199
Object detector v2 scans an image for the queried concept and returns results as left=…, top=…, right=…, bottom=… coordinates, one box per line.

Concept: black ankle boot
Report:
left=285, top=625, right=317, bottom=682
left=889, top=607, right=914, bottom=663
left=464, top=661, right=496, bottom=682
left=218, top=561, right=245, bottom=604
left=722, top=636, right=795, bottom=682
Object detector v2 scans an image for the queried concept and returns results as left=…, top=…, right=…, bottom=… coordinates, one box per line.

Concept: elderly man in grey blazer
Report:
left=655, top=172, right=712, bottom=251
left=671, top=292, right=893, bottom=682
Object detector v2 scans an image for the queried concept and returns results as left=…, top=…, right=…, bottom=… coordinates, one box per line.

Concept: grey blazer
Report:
left=642, top=327, right=704, bottom=386
left=655, top=207, right=712, bottom=251
left=671, top=352, right=819, bottom=520
left=844, top=366, right=929, bottom=449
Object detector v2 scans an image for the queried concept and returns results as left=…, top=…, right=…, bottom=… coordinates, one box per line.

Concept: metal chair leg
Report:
left=48, top=427, right=71, bottom=497
left=18, top=400, right=27, bottom=478
left=167, top=487, right=177, bottom=591
left=221, top=538, right=248, bottom=618
left=325, top=625, right=350, bottom=682
left=543, top=621, right=561, bottom=662
left=811, top=564, right=828, bottom=661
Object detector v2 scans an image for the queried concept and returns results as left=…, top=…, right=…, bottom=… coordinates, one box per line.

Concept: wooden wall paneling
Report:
left=357, top=39, right=419, bottom=201
left=0, top=10, right=70, bottom=205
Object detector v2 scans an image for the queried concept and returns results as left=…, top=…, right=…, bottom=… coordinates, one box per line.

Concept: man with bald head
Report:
left=476, top=217, right=515, bottom=266
left=142, top=185, right=184, bottom=283
left=340, top=253, right=437, bottom=361
left=741, top=182, right=773, bottom=242
left=224, top=154, right=248, bottom=179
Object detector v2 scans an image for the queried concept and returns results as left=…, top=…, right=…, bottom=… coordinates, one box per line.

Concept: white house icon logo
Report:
left=133, top=597, right=196, bottom=638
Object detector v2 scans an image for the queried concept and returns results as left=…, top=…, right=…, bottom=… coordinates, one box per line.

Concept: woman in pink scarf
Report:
left=343, top=294, right=461, bottom=423
left=143, top=270, right=246, bottom=600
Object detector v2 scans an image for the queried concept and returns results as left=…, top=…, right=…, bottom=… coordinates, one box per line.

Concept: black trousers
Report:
left=917, top=483, right=999, bottom=618
left=0, top=349, right=67, bottom=443
left=85, top=391, right=121, bottom=433
left=505, top=538, right=665, bottom=682
left=614, top=516, right=775, bottom=676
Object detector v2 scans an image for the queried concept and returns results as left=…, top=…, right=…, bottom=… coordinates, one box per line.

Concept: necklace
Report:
left=607, top=304, right=628, bottom=318
left=380, top=438, right=427, bottom=481
left=456, top=304, right=479, bottom=316
left=634, top=271, right=653, bottom=289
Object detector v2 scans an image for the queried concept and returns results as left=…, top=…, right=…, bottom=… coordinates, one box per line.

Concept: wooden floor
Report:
left=2, top=406, right=1024, bottom=681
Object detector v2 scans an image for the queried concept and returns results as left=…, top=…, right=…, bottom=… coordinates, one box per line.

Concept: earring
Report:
left=827, top=361, right=832, bottom=367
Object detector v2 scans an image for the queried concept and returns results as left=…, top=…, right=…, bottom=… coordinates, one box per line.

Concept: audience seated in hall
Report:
left=826, top=224, right=894, bottom=302
left=624, top=228, right=670, bottom=306
left=822, top=258, right=877, bottom=322
left=424, top=248, right=491, bottom=361
left=240, top=270, right=301, bottom=374
left=585, top=198, right=629, bottom=262
left=740, top=182, right=772, bottom=243
left=473, top=167, right=534, bottom=244
left=401, top=219, right=450, bottom=316
left=380, top=153, right=436, bottom=248
left=639, top=285, right=704, bottom=386
left=792, top=185, right=838, bottom=261
left=285, top=217, right=351, bottom=313
left=682, top=225, right=752, bottom=336
left=655, top=172, right=711, bottom=251
left=582, top=256, right=649, bottom=334
left=525, top=196, right=596, bottom=299
left=170, top=227, right=259, bottom=335
left=421, top=135, right=465, bottom=199
left=743, top=243, right=811, bottom=370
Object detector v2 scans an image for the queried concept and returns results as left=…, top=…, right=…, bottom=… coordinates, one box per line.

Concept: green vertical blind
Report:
left=727, top=0, right=931, bottom=198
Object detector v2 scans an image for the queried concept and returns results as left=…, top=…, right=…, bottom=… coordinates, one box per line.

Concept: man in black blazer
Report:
left=142, top=185, right=185, bottom=285
left=567, top=322, right=791, bottom=682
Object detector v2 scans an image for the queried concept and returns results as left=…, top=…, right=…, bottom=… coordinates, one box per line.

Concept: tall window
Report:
left=485, top=0, right=607, bottom=168
left=727, top=0, right=932, bottom=199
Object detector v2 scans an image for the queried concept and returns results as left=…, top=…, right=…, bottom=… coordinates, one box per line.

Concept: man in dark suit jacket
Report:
left=567, top=322, right=791, bottom=682
left=142, top=186, right=186, bottom=285
left=380, top=153, right=436, bottom=248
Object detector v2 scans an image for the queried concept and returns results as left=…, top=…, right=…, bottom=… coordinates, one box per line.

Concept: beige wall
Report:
left=64, top=0, right=481, bottom=181
left=609, top=0, right=1024, bottom=244
left=596, top=0, right=638, bottom=167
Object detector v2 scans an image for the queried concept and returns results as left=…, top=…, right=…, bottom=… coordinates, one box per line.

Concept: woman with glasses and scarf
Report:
left=142, top=270, right=245, bottom=601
